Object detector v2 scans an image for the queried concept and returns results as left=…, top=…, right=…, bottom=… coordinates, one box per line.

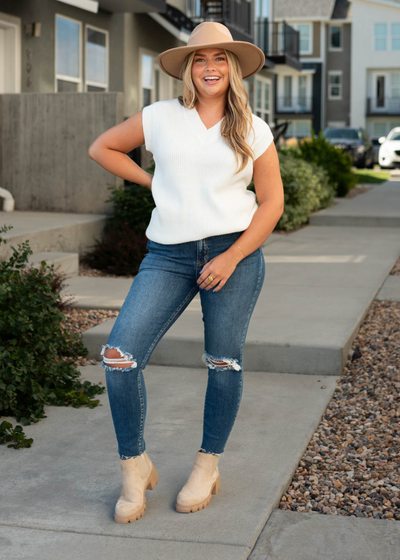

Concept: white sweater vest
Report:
left=141, top=98, right=274, bottom=244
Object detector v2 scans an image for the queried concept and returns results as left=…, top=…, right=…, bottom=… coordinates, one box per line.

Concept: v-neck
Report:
left=181, top=100, right=224, bottom=143
left=193, top=106, right=224, bottom=132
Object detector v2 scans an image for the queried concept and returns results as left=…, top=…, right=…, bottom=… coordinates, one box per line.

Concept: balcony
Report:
left=98, top=0, right=166, bottom=13
left=276, top=96, right=313, bottom=115
left=187, top=0, right=252, bottom=41
left=254, top=19, right=301, bottom=72
left=367, top=97, right=400, bottom=116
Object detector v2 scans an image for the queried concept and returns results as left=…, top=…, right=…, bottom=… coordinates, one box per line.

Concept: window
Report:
left=373, top=122, right=387, bottom=137
left=374, top=23, right=387, bottom=51
left=279, top=22, right=312, bottom=55
left=186, top=0, right=201, bottom=18
left=392, top=23, right=400, bottom=50
left=282, top=119, right=311, bottom=138
left=85, top=25, right=108, bottom=91
left=329, top=25, right=342, bottom=50
left=141, top=52, right=168, bottom=107
left=254, top=77, right=271, bottom=122
left=376, top=75, right=385, bottom=107
left=255, top=0, right=269, bottom=19
left=298, top=75, right=307, bottom=108
left=391, top=72, right=400, bottom=98
left=283, top=76, right=292, bottom=107
left=298, top=24, right=311, bottom=53
left=55, top=14, right=81, bottom=92
left=328, top=71, right=342, bottom=99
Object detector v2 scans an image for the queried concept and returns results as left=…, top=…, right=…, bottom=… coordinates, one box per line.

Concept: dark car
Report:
left=322, top=127, right=374, bottom=168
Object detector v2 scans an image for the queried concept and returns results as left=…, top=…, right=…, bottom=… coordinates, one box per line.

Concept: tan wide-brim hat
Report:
left=157, top=22, right=265, bottom=80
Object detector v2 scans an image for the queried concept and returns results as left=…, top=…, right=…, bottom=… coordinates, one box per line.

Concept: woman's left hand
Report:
left=197, top=251, right=241, bottom=292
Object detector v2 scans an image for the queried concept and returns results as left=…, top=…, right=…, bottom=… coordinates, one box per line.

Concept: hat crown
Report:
left=188, top=22, right=233, bottom=47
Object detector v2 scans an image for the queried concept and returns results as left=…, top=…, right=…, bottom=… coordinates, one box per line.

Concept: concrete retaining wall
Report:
left=0, top=92, right=124, bottom=213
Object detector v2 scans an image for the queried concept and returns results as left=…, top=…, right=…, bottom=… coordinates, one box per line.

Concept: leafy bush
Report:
left=82, top=160, right=155, bottom=276
left=297, top=128, right=358, bottom=197
left=247, top=149, right=335, bottom=231
left=0, top=225, right=105, bottom=446
left=276, top=150, right=335, bottom=231
left=83, top=222, right=148, bottom=276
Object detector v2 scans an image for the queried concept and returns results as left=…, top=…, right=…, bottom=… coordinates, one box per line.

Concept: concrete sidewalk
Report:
left=309, top=181, right=400, bottom=227
left=78, top=224, right=400, bottom=375
left=0, top=364, right=338, bottom=560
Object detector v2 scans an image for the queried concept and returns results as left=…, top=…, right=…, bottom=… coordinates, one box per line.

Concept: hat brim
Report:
left=157, top=41, right=265, bottom=80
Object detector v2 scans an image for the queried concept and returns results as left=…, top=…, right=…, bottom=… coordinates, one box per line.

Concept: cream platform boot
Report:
left=114, top=451, right=159, bottom=523
left=175, top=450, right=220, bottom=513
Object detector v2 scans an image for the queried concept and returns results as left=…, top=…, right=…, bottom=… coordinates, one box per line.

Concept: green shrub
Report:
left=297, top=128, right=358, bottom=197
left=276, top=150, right=335, bottom=231
left=0, top=225, right=105, bottom=446
left=82, top=222, right=148, bottom=276
left=248, top=149, right=335, bottom=231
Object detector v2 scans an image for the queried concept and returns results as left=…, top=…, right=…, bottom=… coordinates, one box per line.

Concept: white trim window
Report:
left=55, top=14, right=82, bottom=92
left=328, top=71, right=342, bottom=100
left=374, top=23, right=387, bottom=51
left=85, top=24, right=108, bottom=92
left=0, top=17, right=20, bottom=93
left=329, top=25, right=342, bottom=51
left=254, top=76, right=271, bottom=123
left=141, top=50, right=173, bottom=107
left=392, top=23, right=400, bottom=51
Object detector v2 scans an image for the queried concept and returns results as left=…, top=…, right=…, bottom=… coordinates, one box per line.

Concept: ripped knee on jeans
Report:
left=201, top=351, right=242, bottom=372
left=101, top=345, right=138, bottom=371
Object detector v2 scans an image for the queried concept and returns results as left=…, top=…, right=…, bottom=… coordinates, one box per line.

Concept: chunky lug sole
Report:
left=114, top=463, right=159, bottom=524
left=175, top=473, right=220, bottom=513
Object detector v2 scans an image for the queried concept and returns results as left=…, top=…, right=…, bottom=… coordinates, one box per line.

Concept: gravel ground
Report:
left=61, top=308, right=119, bottom=366
left=279, top=298, right=400, bottom=521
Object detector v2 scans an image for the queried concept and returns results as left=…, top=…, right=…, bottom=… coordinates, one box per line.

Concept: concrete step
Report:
left=79, top=225, right=400, bottom=376
left=0, top=364, right=338, bottom=559
left=28, top=252, right=79, bottom=277
left=309, top=181, right=400, bottom=227
left=62, top=276, right=133, bottom=309
left=0, top=211, right=107, bottom=260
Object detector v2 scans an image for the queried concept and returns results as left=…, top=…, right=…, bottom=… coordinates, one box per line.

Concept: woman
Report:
left=88, top=21, right=284, bottom=524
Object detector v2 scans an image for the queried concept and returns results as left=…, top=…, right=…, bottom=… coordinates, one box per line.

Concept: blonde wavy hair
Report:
left=177, top=49, right=256, bottom=174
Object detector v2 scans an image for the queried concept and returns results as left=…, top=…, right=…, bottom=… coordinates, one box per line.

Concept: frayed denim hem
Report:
left=120, top=452, right=144, bottom=460
left=200, top=448, right=221, bottom=456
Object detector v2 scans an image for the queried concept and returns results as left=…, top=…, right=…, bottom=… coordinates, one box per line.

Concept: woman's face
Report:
left=191, top=48, right=230, bottom=101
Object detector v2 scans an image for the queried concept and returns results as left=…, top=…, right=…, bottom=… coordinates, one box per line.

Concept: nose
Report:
left=205, top=60, right=216, bottom=72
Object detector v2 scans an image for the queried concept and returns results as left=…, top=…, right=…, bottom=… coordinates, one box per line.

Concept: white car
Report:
left=378, top=127, right=400, bottom=169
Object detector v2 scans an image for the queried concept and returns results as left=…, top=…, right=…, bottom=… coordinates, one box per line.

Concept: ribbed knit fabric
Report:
left=142, top=98, right=274, bottom=244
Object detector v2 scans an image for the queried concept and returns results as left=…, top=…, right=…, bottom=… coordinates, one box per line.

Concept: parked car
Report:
left=322, top=127, right=374, bottom=168
left=378, top=127, right=400, bottom=169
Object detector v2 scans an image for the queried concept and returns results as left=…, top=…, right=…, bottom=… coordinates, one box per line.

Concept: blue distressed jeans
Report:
left=101, top=230, right=265, bottom=459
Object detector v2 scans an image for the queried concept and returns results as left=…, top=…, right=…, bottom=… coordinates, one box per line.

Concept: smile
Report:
left=203, top=77, right=221, bottom=84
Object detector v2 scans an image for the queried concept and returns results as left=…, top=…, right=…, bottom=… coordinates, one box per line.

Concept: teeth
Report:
left=204, top=77, right=219, bottom=81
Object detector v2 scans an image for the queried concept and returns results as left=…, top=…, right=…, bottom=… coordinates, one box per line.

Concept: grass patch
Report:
left=353, top=168, right=390, bottom=184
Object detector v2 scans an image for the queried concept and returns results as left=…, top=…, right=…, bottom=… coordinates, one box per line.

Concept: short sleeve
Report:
left=251, top=115, right=274, bottom=160
left=142, top=103, right=154, bottom=153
